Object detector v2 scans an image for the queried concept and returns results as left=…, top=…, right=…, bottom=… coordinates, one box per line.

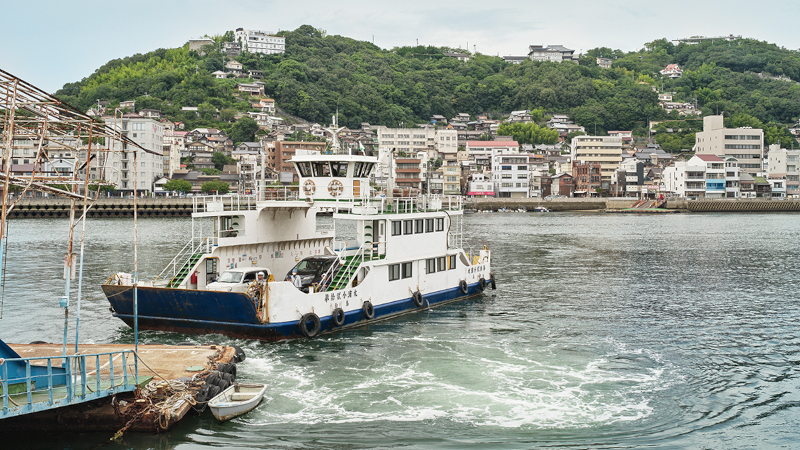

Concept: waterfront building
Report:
left=766, top=144, right=800, bottom=197
left=662, top=154, right=741, bottom=198
left=467, top=172, right=495, bottom=197
left=694, top=115, right=763, bottom=175
left=572, top=160, right=603, bottom=197
left=570, top=135, right=623, bottom=190
left=234, top=28, right=285, bottom=55
left=99, top=115, right=165, bottom=194
left=492, top=153, right=529, bottom=198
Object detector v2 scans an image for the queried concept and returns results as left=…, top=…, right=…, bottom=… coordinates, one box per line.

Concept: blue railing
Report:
left=1, top=350, right=138, bottom=419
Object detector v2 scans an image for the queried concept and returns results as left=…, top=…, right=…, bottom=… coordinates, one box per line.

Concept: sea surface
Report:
left=2, top=212, right=800, bottom=449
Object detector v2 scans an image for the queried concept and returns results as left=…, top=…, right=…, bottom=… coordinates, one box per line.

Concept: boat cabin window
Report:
left=218, top=271, right=244, bottom=283
left=296, top=162, right=312, bottom=177
left=414, top=219, right=424, bottom=234
left=436, top=218, right=445, bottom=232
left=448, top=255, right=456, bottom=270
left=330, top=162, right=348, bottom=177
left=389, top=264, right=400, bottom=281
left=402, top=262, right=413, bottom=279
left=312, top=162, right=330, bottom=177
left=206, top=258, right=217, bottom=275
left=353, top=162, right=365, bottom=178
left=403, top=220, right=413, bottom=235
left=425, top=218, right=434, bottom=233
left=426, top=258, right=436, bottom=274
left=391, top=220, right=402, bottom=236
left=437, top=256, right=447, bottom=271
left=362, top=162, right=375, bottom=177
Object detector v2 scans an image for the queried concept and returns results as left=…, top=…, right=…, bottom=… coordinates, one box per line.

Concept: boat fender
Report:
left=490, top=273, right=496, bottom=290
left=217, top=379, right=230, bottom=391
left=331, top=308, right=346, bottom=327
left=459, top=280, right=468, bottom=295
left=232, top=345, right=246, bottom=363
left=217, top=363, right=237, bottom=379
left=206, top=384, right=221, bottom=402
left=299, top=312, right=322, bottom=338
left=220, top=371, right=235, bottom=384
left=478, top=277, right=486, bottom=292
left=362, top=301, right=375, bottom=320
left=412, top=290, right=424, bottom=307
left=205, top=372, right=221, bottom=387
left=193, top=385, right=210, bottom=413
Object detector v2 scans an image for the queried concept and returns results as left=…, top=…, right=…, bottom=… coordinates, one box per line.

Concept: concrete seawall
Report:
left=9, top=198, right=194, bottom=218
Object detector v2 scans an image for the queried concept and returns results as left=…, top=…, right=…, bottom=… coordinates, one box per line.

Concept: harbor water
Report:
left=2, top=212, right=799, bottom=449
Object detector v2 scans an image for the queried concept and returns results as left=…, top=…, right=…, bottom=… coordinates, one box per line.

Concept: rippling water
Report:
left=3, top=213, right=800, bottom=449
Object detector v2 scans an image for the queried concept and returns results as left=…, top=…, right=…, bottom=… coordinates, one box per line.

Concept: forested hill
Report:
left=55, top=25, right=800, bottom=148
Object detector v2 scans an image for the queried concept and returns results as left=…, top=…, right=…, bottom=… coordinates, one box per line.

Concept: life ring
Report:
left=331, top=308, right=345, bottom=326
left=303, top=179, right=315, bottom=195
left=412, top=290, right=424, bottom=307
left=478, top=277, right=486, bottom=292
left=362, top=301, right=375, bottom=320
left=490, top=273, right=496, bottom=290
left=328, top=179, right=343, bottom=196
left=459, top=280, right=468, bottom=295
left=299, top=312, right=322, bottom=338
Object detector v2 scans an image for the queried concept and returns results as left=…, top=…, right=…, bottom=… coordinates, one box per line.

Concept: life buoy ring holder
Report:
left=331, top=308, right=345, bottom=327
left=459, top=280, right=468, bottom=295
left=303, top=179, right=315, bottom=196
left=362, top=301, right=375, bottom=320
left=328, top=179, right=343, bottom=196
left=478, top=277, right=486, bottom=292
left=412, top=290, right=424, bottom=307
left=299, top=312, right=322, bottom=338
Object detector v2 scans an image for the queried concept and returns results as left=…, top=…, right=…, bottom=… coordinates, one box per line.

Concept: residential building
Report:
left=572, top=161, right=603, bottom=197
left=270, top=141, right=326, bottom=181
left=466, top=141, right=519, bottom=162
left=99, top=115, right=164, bottom=193
left=694, top=115, right=764, bottom=175
left=225, top=60, right=244, bottom=75
left=442, top=163, right=461, bottom=195
left=492, top=154, right=529, bottom=198
left=443, top=52, right=470, bottom=62
left=660, top=64, right=683, bottom=79
left=186, top=142, right=216, bottom=170
left=235, top=83, right=265, bottom=96
left=234, top=28, right=285, bottom=55
left=662, top=154, right=741, bottom=198
left=394, top=153, right=426, bottom=191
left=767, top=144, right=800, bottom=197
left=376, top=126, right=436, bottom=159
left=435, top=129, right=458, bottom=162
left=467, top=173, right=494, bottom=197
left=528, top=45, right=576, bottom=62
left=570, top=135, right=623, bottom=191
left=212, top=70, right=227, bottom=79
left=502, top=56, right=527, bottom=64
left=672, top=35, right=742, bottom=45
left=596, top=57, right=613, bottom=69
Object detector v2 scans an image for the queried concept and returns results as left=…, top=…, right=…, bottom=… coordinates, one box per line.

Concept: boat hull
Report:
left=103, top=282, right=487, bottom=342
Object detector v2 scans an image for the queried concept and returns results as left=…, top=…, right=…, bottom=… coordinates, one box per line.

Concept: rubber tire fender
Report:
left=459, top=280, right=468, bottom=295
left=362, top=301, right=375, bottom=320
left=232, top=345, right=246, bottom=363
left=206, top=384, right=221, bottom=401
left=478, top=277, right=486, bottom=292
left=217, top=379, right=230, bottom=391
left=220, top=372, right=235, bottom=384
left=299, top=312, right=322, bottom=338
left=412, top=290, right=424, bottom=307
left=331, top=308, right=345, bottom=327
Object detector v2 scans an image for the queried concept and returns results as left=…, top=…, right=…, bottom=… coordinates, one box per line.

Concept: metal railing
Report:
left=153, top=236, right=212, bottom=285
left=1, top=351, right=138, bottom=419
left=318, top=242, right=374, bottom=292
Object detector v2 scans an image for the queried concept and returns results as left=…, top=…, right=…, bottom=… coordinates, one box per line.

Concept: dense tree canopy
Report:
left=55, top=27, right=800, bottom=148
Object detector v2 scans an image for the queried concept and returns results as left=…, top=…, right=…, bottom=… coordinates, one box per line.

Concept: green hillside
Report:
left=55, top=26, right=800, bottom=150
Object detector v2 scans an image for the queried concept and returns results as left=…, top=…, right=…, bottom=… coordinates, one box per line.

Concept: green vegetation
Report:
left=163, top=179, right=192, bottom=193
left=54, top=28, right=800, bottom=151
left=211, top=151, right=235, bottom=170
left=497, top=122, right=559, bottom=145
left=201, top=180, right=230, bottom=194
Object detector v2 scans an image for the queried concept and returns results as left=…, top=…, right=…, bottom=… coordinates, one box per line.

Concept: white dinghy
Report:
left=208, top=383, right=267, bottom=422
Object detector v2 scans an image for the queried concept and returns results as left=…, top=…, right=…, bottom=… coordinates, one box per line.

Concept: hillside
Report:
left=55, top=26, right=800, bottom=149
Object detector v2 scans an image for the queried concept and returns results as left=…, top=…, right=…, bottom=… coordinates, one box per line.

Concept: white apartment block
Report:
left=663, top=154, right=740, bottom=198
left=570, top=135, right=623, bottom=189
left=435, top=129, right=458, bottom=162
left=694, top=115, right=763, bottom=175
left=376, top=126, right=435, bottom=158
left=98, top=116, right=165, bottom=193
left=234, top=28, right=285, bottom=55
left=767, top=144, right=800, bottom=197
left=492, top=154, right=529, bottom=198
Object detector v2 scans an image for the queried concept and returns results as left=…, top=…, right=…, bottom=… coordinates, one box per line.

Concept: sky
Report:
left=4, top=0, right=800, bottom=94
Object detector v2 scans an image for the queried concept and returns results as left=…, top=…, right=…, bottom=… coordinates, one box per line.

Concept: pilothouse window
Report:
left=312, top=162, right=330, bottom=177
left=330, top=162, right=348, bottom=177
left=296, top=162, right=312, bottom=177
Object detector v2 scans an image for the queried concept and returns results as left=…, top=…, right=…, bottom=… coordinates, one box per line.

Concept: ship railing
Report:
left=153, top=236, right=212, bottom=285
left=318, top=242, right=372, bottom=292
left=344, top=194, right=463, bottom=215
left=1, top=350, right=138, bottom=419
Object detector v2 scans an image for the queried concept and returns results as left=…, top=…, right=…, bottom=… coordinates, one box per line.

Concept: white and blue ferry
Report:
left=103, top=151, right=495, bottom=341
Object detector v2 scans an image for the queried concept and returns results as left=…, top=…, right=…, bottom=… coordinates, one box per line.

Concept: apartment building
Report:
left=767, top=144, right=800, bottom=197
left=694, top=115, right=763, bottom=175
left=492, top=154, right=529, bottom=198
left=663, top=154, right=741, bottom=198
left=269, top=141, right=326, bottom=181
left=376, top=126, right=436, bottom=160
left=570, top=135, right=623, bottom=190
left=234, top=28, right=285, bottom=55
left=442, top=163, right=461, bottom=195
left=99, top=115, right=164, bottom=193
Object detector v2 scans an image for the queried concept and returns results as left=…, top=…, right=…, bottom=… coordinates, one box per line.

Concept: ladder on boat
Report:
left=167, top=253, right=203, bottom=288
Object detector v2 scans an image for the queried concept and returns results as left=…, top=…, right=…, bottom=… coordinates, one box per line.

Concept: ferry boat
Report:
left=102, top=151, right=495, bottom=341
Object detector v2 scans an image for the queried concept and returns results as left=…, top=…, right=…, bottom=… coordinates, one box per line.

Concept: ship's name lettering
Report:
left=325, top=289, right=357, bottom=303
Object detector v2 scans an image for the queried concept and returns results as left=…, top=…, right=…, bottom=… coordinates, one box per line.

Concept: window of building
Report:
left=392, top=221, right=402, bottom=236
left=403, top=220, right=413, bottom=234
left=402, top=262, right=413, bottom=278
left=389, top=264, right=400, bottom=281
left=426, top=258, right=436, bottom=274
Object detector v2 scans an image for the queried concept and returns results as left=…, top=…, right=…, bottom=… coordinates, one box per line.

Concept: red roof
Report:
left=695, top=154, right=724, bottom=162
left=466, top=141, right=519, bottom=147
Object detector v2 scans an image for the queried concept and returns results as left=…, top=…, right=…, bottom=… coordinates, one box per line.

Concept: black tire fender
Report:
left=459, top=280, right=468, bottom=295
left=412, top=290, right=424, bottom=307
left=331, top=308, right=345, bottom=327
left=478, top=277, right=486, bottom=292
left=299, top=312, right=322, bottom=338
left=232, top=345, right=246, bottom=363
left=362, top=301, right=375, bottom=320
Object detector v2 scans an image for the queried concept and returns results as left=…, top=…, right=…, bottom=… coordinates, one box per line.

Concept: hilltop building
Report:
left=234, top=28, right=285, bottom=55
left=528, top=45, right=577, bottom=63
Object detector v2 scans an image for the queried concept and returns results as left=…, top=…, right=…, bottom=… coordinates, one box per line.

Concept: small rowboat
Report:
left=208, top=383, right=267, bottom=422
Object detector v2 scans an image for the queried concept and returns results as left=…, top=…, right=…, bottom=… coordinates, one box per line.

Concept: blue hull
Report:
left=102, top=283, right=485, bottom=342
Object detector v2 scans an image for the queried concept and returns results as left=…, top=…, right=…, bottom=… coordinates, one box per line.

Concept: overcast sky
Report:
left=4, top=0, right=800, bottom=93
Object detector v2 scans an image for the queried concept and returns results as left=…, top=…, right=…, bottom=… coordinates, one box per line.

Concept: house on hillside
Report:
left=528, top=45, right=577, bottom=62
left=660, top=64, right=683, bottom=79
left=236, top=83, right=265, bottom=96
left=225, top=60, right=244, bottom=75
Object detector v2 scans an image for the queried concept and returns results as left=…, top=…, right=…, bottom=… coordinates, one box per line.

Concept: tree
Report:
left=201, top=168, right=222, bottom=175
left=201, top=180, right=230, bottom=194
left=164, top=179, right=193, bottom=193
left=229, top=116, right=259, bottom=144
left=212, top=151, right=235, bottom=170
